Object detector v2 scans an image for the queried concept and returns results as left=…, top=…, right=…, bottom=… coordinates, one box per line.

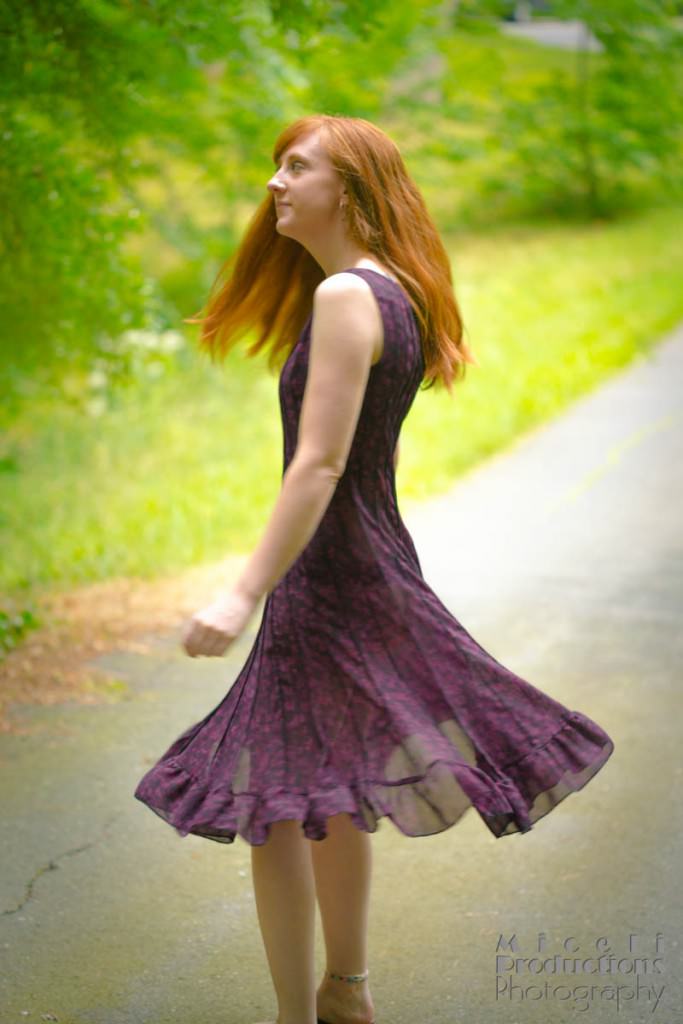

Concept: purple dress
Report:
left=134, top=267, right=614, bottom=845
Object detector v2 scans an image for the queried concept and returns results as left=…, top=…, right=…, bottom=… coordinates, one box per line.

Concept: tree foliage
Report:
left=0, top=0, right=410, bottom=397
left=1, top=0, right=680, bottom=405
left=449, top=0, right=683, bottom=217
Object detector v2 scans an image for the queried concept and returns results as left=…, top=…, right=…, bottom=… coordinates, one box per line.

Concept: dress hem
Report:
left=133, top=709, right=614, bottom=847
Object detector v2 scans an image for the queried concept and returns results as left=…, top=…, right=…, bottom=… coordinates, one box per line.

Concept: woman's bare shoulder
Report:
left=314, top=271, right=376, bottom=299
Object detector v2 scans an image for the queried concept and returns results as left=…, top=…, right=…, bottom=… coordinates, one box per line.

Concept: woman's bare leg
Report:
left=311, top=813, right=375, bottom=1024
left=251, top=818, right=317, bottom=1024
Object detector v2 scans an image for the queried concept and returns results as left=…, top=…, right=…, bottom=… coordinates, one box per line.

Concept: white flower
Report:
left=87, top=369, right=108, bottom=389
left=159, top=330, right=185, bottom=352
left=85, top=396, right=108, bottom=418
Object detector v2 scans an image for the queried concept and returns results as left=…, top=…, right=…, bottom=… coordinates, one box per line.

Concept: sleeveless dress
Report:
left=133, top=267, right=615, bottom=845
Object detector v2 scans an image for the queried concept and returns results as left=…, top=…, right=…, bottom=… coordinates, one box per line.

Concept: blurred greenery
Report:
left=1, top=0, right=682, bottom=634
left=2, top=202, right=681, bottom=604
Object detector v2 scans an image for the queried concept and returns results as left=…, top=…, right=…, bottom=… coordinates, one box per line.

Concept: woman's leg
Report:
left=311, top=813, right=375, bottom=1023
left=251, top=818, right=317, bottom=1024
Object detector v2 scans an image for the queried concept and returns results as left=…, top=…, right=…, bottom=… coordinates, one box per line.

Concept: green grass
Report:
left=400, top=204, right=683, bottom=502
left=3, top=202, right=682, bottom=603
left=381, top=29, right=582, bottom=230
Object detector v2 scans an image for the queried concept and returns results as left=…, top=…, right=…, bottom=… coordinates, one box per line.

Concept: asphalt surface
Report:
left=499, top=17, right=603, bottom=52
left=2, top=320, right=682, bottom=1024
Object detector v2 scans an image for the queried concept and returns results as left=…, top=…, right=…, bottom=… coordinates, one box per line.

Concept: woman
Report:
left=134, top=114, right=614, bottom=1024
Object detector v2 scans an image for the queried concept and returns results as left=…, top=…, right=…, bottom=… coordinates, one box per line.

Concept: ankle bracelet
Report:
left=327, top=969, right=369, bottom=983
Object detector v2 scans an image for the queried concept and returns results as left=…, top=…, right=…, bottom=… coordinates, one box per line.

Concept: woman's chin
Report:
left=275, top=223, right=296, bottom=239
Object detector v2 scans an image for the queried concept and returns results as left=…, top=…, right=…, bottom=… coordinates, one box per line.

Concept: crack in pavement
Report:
left=1, top=813, right=122, bottom=916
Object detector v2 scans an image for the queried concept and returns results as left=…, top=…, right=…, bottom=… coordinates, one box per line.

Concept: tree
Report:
left=0, top=0, right=400, bottom=402
left=477, top=0, right=683, bottom=217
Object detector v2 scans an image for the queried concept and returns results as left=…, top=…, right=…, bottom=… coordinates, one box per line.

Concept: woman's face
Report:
left=267, top=129, right=346, bottom=243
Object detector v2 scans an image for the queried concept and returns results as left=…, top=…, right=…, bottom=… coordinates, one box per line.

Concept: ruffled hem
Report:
left=133, top=710, right=614, bottom=846
left=478, top=709, right=615, bottom=838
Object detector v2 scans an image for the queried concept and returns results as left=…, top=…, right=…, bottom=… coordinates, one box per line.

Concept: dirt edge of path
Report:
left=0, top=554, right=250, bottom=736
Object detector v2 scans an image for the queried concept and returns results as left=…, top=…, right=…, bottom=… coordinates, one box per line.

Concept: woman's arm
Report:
left=232, top=273, right=382, bottom=603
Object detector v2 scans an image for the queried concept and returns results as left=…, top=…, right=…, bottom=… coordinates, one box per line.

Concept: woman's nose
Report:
left=268, top=177, right=285, bottom=194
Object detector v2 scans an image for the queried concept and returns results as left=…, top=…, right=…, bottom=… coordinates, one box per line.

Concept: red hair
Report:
left=184, top=114, right=478, bottom=393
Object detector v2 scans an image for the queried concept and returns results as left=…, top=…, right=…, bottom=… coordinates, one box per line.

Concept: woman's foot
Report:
left=315, top=974, right=375, bottom=1024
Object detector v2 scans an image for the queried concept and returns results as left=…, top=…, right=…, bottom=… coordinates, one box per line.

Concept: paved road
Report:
left=499, top=17, right=603, bottom=52
left=2, top=323, right=682, bottom=1023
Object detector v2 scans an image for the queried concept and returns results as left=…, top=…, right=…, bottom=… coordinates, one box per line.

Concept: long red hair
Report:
left=184, top=114, right=478, bottom=393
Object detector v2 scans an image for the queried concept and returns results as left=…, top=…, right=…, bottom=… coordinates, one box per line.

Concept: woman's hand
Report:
left=181, top=588, right=260, bottom=658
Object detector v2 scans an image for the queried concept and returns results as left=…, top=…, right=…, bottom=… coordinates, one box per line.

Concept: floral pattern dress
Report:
left=134, top=268, right=615, bottom=845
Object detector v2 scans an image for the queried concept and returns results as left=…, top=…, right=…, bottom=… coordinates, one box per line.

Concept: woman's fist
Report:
left=182, top=588, right=259, bottom=658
